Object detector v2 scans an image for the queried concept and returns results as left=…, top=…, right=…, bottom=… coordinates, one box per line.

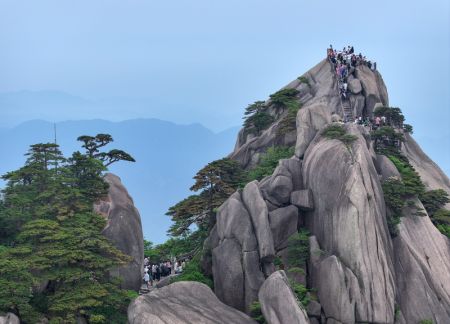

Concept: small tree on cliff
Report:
left=0, top=137, right=136, bottom=323
left=166, top=158, right=243, bottom=238
left=77, top=134, right=136, bottom=166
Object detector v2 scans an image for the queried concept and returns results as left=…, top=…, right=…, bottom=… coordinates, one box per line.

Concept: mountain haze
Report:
left=0, top=119, right=239, bottom=243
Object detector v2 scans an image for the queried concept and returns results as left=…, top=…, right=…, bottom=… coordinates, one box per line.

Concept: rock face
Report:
left=94, top=173, right=144, bottom=291
left=128, top=281, right=257, bottom=324
left=0, top=313, right=19, bottom=324
left=259, top=271, right=309, bottom=324
left=205, top=57, right=450, bottom=324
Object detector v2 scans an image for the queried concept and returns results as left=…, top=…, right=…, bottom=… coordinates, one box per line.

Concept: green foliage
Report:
left=77, top=134, right=135, bottom=166
left=388, top=155, right=425, bottom=196
left=171, top=255, right=213, bottom=289
left=419, top=320, right=434, bottom=324
left=243, top=101, right=274, bottom=135
left=269, top=88, right=300, bottom=110
left=321, top=124, right=357, bottom=148
left=382, top=177, right=406, bottom=237
left=289, top=279, right=310, bottom=307
left=373, top=106, right=405, bottom=127
left=419, top=189, right=450, bottom=217
left=244, top=146, right=295, bottom=183
left=436, top=224, right=450, bottom=238
left=249, top=301, right=266, bottom=324
left=297, top=76, right=310, bottom=86
left=286, top=230, right=310, bottom=268
left=403, top=124, right=413, bottom=134
left=0, top=137, right=135, bottom=323
left=167, top=158, right=243, bottom=238
left=371, top=126, right=404, bottom=155
left=277, top=103, right=302, bottom=136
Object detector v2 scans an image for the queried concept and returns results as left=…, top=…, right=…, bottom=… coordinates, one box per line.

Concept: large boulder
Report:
left=258, top=270, right=309, bottom=324
left=0, top=313, right=19, bottom=324
left=242, top=181, right=275, bottom=262
left=402, top=133, right=450, bottom=209
left=212, top=238, right=245, bottom=311
left=269, top=205, right=298, bottom=251
left=302, top=125, right=395, bottom=323
left=213, top=190, right=265, bottom=313
left=355, top=65, right=388, bottom=116
left=128, top=281, right=257, bottom=324
left=375, top=154, right=400, bottom=181
left=93, top=173, right=144, bottom=291
left=393, top=200, right=450, bottom=323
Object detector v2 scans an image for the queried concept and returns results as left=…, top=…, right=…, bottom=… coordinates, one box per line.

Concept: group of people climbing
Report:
left=352, top=115, right=385, bottom=128
left=142, top=257, right=186, bottom=288
left=327, top=45, right=377, bottom=102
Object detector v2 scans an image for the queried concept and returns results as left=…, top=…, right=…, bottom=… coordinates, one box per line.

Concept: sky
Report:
left=0, top=0, right=449, bottom=239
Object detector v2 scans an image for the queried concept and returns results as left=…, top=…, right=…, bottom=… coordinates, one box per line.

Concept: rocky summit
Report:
left=128, top=57, right=450, bottom=323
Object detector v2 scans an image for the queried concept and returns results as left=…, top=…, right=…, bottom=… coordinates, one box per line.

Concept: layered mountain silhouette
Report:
left=0, top=119, right=239, bottom=243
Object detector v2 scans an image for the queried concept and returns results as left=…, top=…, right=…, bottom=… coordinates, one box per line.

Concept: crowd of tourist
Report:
left=142, top=257, right=187, bottom=288
left=327, top=45, right=377, bottom=102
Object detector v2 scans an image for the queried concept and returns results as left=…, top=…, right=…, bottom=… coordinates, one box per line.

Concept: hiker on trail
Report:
left=144, top=257, right=149, bottom=266
left=152, top=264, right=157, bottom=281
left=143, top=271, right=150, bottom=289
left=375, top=116, right=381, bottom=128
left=373, top=62, right=377, bottom=70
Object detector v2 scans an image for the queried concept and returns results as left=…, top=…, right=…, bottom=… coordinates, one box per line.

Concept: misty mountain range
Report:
left=0, top=118, right=239, bottom=243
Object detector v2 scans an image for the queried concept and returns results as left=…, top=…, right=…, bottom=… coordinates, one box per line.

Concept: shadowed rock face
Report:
left=94, top=173, right=144, bottom=291
left=127, top=281, right=257, bottom=324
left=205, top=58, right=450, bottom=323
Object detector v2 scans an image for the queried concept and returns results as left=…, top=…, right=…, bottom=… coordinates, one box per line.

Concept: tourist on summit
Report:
left=152, top=264, right=157, bottom=281
left=373, top=62, right=377, bottom=70
left=143, top=271, right=150, bottom=289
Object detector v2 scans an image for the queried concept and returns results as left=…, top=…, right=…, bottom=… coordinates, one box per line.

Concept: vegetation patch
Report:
left=419, top=189, right=450, bottom=238
left=243, top=146, right=295, bottom=184
left=269, top=88, right=300, bottom=111
left=297, top=76, right=310, bottom=87
left=321, top=124, right=358, bottom=149
left=371, top=126, right=404, bottom=155
left=170, top=255, right=213, bottom=289
left=243, top=101, right=274, bottom=136
left=249, top=301, right=266, bottom=324
left=277, top=103, right=302, bottom=137
left=289, top=279, right=310, bottom=308
left=0, top=136, right=136, bottom=323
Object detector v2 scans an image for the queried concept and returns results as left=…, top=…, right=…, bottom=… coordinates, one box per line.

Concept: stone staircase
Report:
left=341, top=98, right=353, bottom=122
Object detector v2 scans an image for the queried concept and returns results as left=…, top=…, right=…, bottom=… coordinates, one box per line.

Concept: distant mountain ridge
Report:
left=0, top=118, right=240, bottom=243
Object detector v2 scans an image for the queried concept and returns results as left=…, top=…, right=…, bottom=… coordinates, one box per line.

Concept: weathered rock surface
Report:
left=258, top=270, right=309, bottom=324
left=393, top=200, right=450, bottom=324
left=375, top=154, right=401, bottom=181
left=291, top=189, right=314, bottom=211
left=93, top=173, right=144, bottom=291
left=128, top=281, right=257, bottom=324
left=402, top=133, right=450, bottom=208
left=213, top=190, right=265, bottom=313
left=242, top=181, right=275, bottom=262
left=205, top=57, right=450, bottom=324
left=302, top=125, right=395, bottom=323
left=212, top=238, right=245, bottom=311
left=269, top=205, right=298, bottom=251
left=0, top=313, right=19, bottom=324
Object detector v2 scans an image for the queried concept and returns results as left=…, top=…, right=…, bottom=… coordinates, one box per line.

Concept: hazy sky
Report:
left=1, top=1, right=449, bottom=240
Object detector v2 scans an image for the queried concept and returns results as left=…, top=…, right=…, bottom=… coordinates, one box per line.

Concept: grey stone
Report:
left=309, top=317, right=320, bottom=324
left=216, top=192, right=258, bottom=251
left=375, top=154, right=400, bottom=181
left=212, top=238, right=245, bottom=311
left=269, top=205, right=298, bottom=251
left=307, top=300, right=321, bottom=317
left=291, top=189, right=314, bottom=211
left=402, top=133, right=450, bottom=209
left=243, top=251, right=265, bottom=313
left=349, top=93, right=365, bottom=118
left=269, top=175, right=293, bottom=205
left=295, top=103, right=333, bottom=158
left=348, top=77, right=362, bottom=94
left=326, top=319, right=342, bottom=324
left=281, top=157, right=303, bottom=190
left=393, top=199, right=450, bottom=323
left=0, top=313, right=19, bottom=324
left=93, top=173, right=144, bottom=291
left=258, top=270, right=309, bottom=324
left=242, top=181, right=275, bottom=262
left=302, top=125, right=395, bottom=323
left=128, top=281, right=257, bottom=324
left=355, top=65, right=387, bottom=115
